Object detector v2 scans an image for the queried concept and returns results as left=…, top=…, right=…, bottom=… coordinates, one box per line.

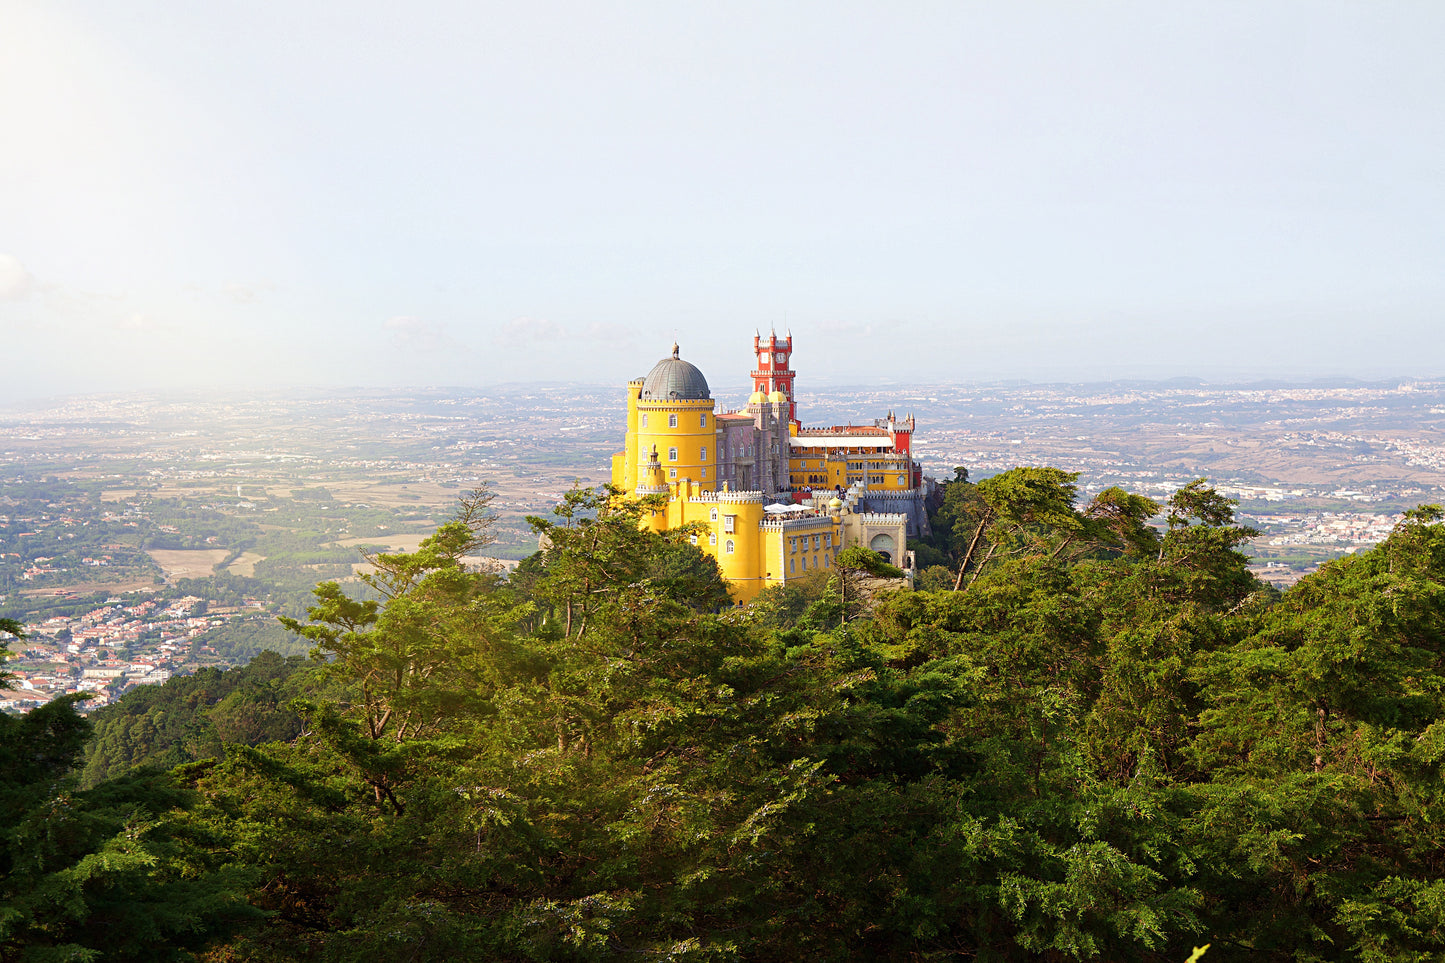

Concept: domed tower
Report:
left=614, top=344, right=718, bottom=493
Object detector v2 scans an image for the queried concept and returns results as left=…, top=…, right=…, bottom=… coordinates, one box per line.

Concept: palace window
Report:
left=824, top=555, right=830, bottom=568
left=824, top=534, right=831, bottom=548
left=668, top=447, right=678, bottom=461
left=700, top=414, right=707, bottom=426
left=701, top=468, right=708, bottom=478
left=725, top=539, right=735, bottom=554
left=700, top=446, right=707, bottom=461
left=709, top=533, right=717, bottom=546
left=790, top=538, right=797, bottom=552
left=669, top=468, right=677, bottom=479
left=789, top=558, right=795, bottom=573
left=812, top=535, right=819, bottom=549
left=640, top=414, right=647, bottom=427
left=710, top=508, right=718, bottom=521
left=669, top=414, right=678, bottom=428
left=724, top=515, right=736, bottom=534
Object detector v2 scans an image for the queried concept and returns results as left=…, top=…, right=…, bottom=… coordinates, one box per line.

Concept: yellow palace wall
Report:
left=632, top=478, right=845, bottom=604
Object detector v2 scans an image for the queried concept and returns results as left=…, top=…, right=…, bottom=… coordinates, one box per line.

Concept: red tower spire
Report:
left=750, top=330, right=797, bottom=426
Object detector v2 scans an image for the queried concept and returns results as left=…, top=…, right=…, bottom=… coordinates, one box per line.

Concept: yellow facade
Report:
left=634, top=479, right=842, bottom=603
left=615, top=378, right=719, bottom=494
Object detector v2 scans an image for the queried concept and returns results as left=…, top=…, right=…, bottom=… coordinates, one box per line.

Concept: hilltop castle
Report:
left=611, top=334, right=929, bottom=603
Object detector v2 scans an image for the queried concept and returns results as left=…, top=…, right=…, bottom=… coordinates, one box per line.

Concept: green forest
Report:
left=3, top=472, right=1444, bottom=962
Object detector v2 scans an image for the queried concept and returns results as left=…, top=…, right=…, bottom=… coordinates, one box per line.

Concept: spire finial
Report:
left=671, top=342, right=679, bottom=359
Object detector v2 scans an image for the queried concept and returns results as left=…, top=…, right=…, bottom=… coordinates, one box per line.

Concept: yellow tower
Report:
left=615, top=344, right=718, bottom=492
left=708, top=491, right=767, bottom=598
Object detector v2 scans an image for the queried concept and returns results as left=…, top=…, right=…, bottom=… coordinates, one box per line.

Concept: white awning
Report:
left=789, top=436, right=893, bottom=448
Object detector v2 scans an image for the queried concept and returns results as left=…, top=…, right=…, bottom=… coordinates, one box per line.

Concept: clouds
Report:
left=495, top=316, right=566, bottom=344
left=384, top=315, right=459, bottom=353
left=380, top=315, right=638, bottom=357
left=115, top=312, right=163, bottom=333
left=0, top=255, right=34, bottom=300
left=222, top=282, right=271, bottom=305
left=493, top=317, right=637, bottom=351
left=815, top=319, right=875, bottom=339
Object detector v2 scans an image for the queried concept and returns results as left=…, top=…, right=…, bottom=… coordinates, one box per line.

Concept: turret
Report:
left=635, top=444, right=669, bottom=532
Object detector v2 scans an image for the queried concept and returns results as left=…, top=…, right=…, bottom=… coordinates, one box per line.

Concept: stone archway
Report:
left=869, top=532, right=895, bottom=564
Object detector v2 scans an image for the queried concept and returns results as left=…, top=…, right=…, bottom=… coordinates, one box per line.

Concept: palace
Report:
left=610, top=334, right=930, bottom=603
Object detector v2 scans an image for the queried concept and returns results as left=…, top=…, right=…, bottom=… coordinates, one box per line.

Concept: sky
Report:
left=2, top=2, right=1443, bottom=403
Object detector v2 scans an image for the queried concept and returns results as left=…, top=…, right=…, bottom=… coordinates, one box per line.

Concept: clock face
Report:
left=774, top=352, right=785, bottom=363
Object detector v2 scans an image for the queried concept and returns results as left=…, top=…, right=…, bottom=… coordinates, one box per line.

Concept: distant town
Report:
left=1, top=593, right=269, bottom=712
left=4, top=376, right=1445, bottom=711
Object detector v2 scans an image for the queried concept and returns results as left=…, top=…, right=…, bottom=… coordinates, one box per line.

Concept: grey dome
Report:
left=641, top=344, right=710, bottom=400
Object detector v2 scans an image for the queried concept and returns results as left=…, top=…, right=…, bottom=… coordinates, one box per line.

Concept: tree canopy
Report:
left=9, top=481, right=1445, bottom=962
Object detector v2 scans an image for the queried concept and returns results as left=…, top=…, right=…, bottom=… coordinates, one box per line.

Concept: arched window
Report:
left=668, top=447, right=678, bottom=461
left=668, top=414, right=678, bottom=428
left=725, top=539, right=735, bottom=554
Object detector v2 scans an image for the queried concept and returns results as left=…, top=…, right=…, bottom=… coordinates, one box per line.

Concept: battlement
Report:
left=759, top=516, right=834, bottom=532
left=855, top=488, right=921, bottom=499
left=689, top=489, right=767, bottom=505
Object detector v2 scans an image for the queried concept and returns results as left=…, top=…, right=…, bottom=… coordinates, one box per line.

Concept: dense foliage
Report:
left=76, top=651, right=316, bottom=789
left=6, top=476, right=1445, bottom=961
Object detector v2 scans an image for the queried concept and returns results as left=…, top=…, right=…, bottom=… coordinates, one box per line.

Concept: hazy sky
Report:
left=3, top=2, right=1442, bottom=403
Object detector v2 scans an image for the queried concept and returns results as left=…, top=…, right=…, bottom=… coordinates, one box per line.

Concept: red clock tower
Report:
left=751, top=330, right=797, bottom=427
